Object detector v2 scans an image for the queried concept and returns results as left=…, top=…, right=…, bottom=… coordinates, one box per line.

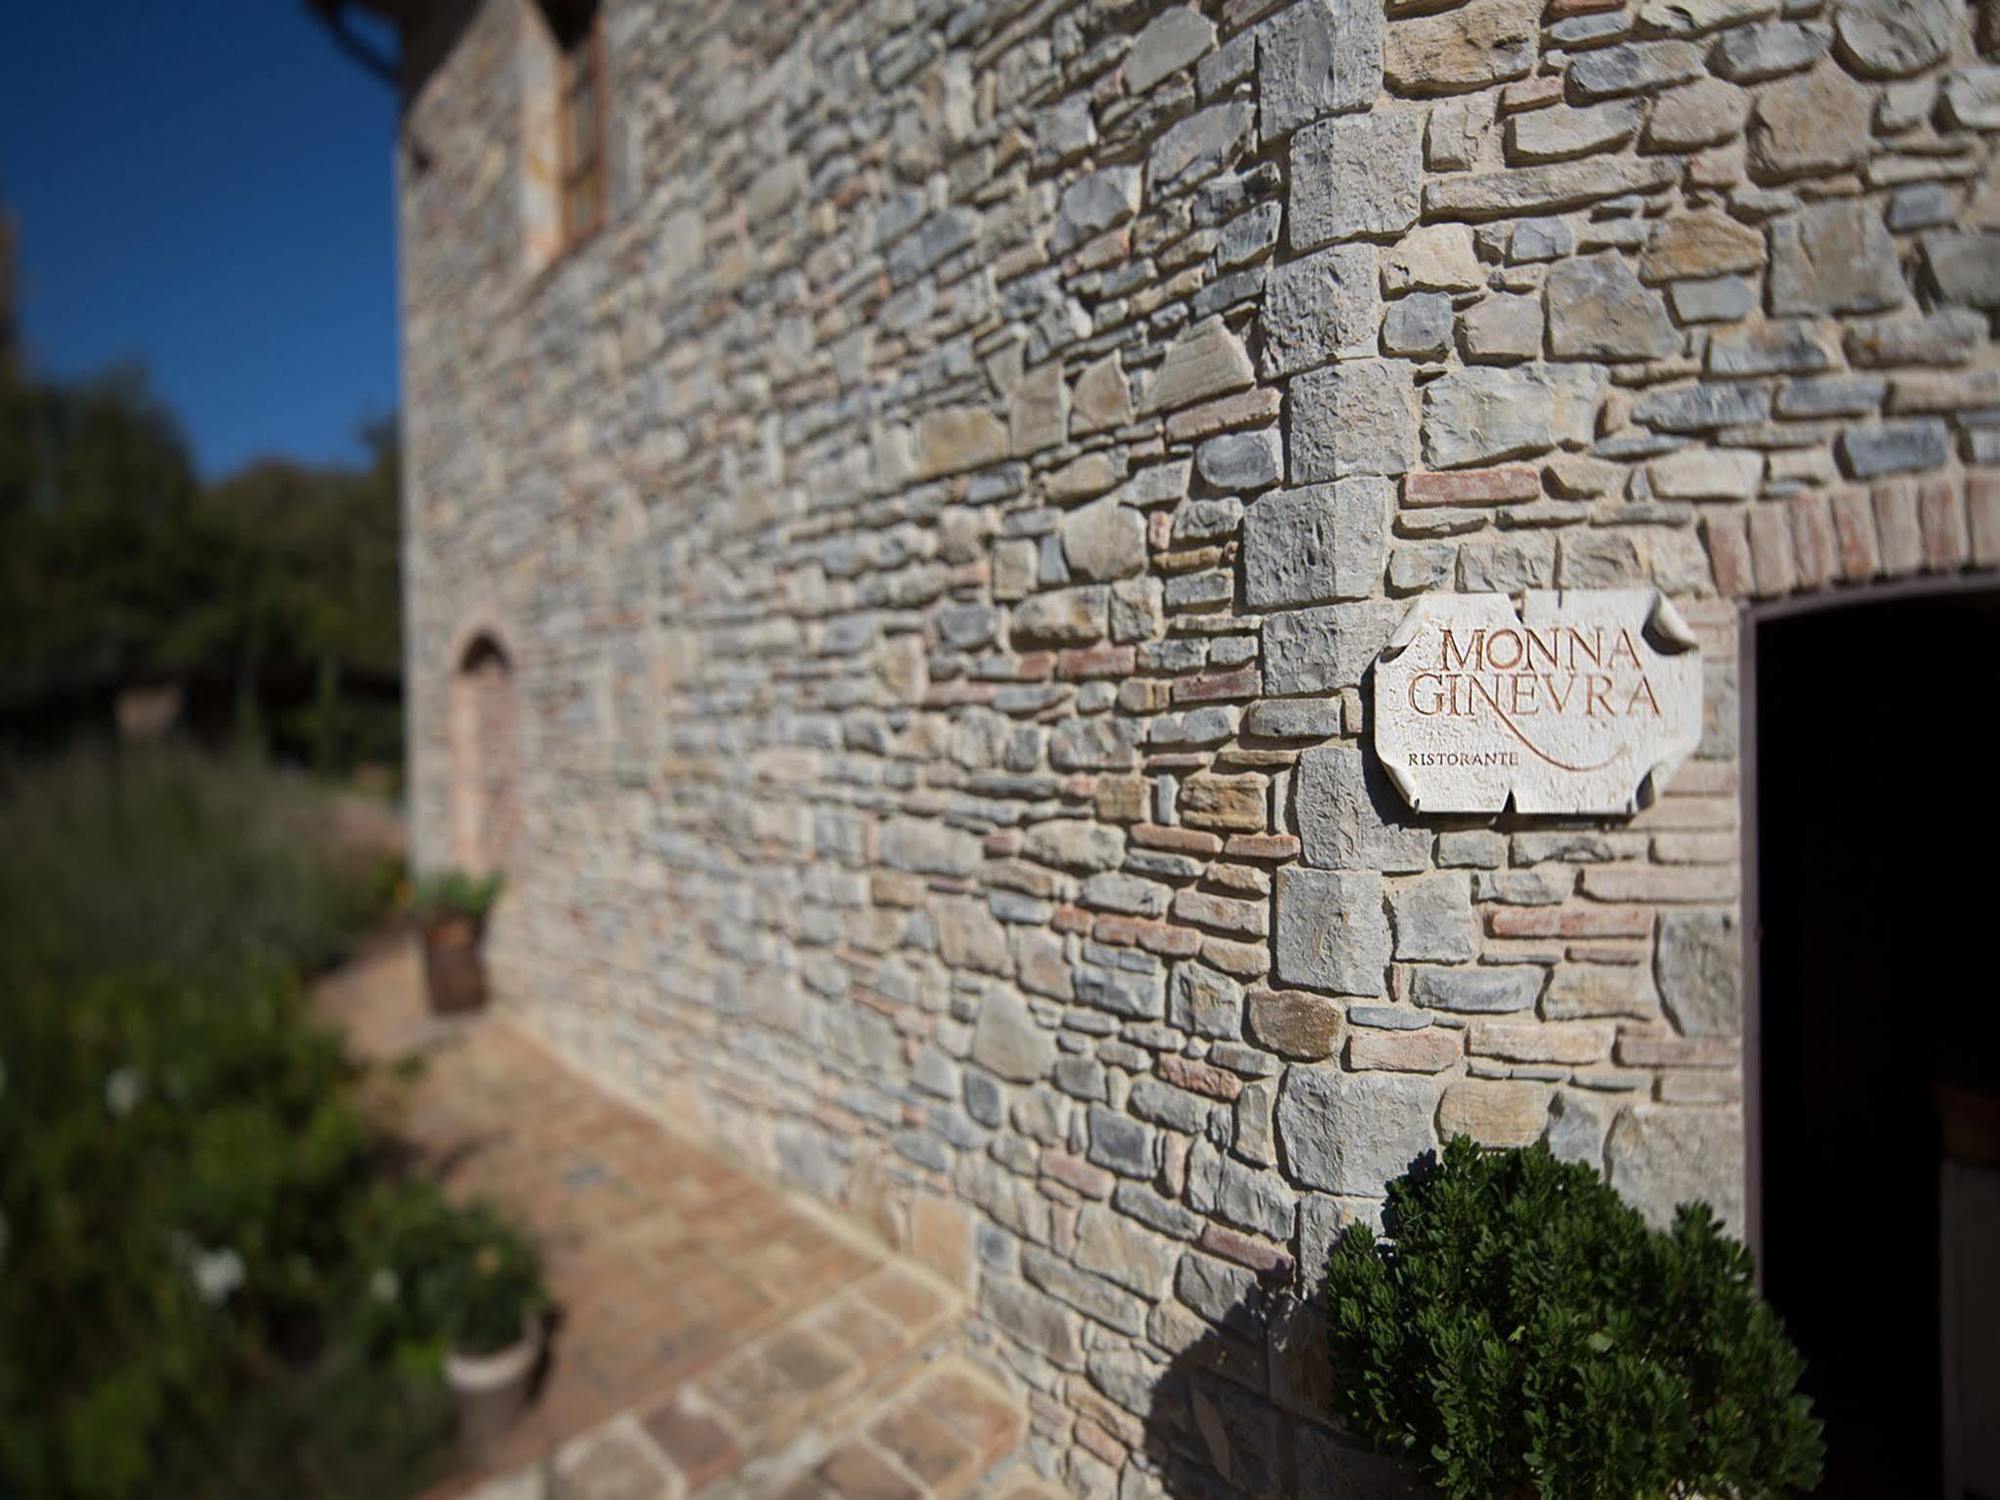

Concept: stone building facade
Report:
left=392, top=0, right=2000, bottom=1491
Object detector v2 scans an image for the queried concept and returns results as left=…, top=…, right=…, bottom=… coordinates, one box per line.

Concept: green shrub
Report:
left=348, top=1184, right=547, bottom=1357
left=0, top=965, right=377, bottom=1496
left=1327, top=1136, right=1824, bottom=1500
left=0, top=749, right=539, bottom=1498
left=0, top=745, right=389, bottom=989
left=408, top=869, right=504, bottom=922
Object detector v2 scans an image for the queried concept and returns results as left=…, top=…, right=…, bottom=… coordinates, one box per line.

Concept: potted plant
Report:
left=435, top=1208, right=547, bottom=1453
left=409, top=870, right=503, bottom=1015
left=350, top=1186, right=549, bottom=1454
left=1326, top=1136, right=1825, bottom=1500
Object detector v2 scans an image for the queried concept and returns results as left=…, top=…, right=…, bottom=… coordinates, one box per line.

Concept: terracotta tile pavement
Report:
left=313, top=936, right=1058, bottom=1500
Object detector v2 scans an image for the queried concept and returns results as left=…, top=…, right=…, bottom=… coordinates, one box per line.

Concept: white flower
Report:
left=104, top=1067, right=143, bottom=1118
left=369, top=1267, right=400, bottom=1303
left=190, top=1247, right=245, bottom=1305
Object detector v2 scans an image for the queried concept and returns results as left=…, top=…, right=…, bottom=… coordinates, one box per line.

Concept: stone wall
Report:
left=396, top=0, right=2000, bottom=1491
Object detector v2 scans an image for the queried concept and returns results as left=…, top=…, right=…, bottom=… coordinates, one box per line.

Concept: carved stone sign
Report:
left=1372, top=589, right=1702, bottom=815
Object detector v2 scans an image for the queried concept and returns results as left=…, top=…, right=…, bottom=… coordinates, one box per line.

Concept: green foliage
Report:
left=0, top=745, right=388, bottom=990
left=409, top=869, right=505, bottom=921
left=0, top=365, right=205, bottom=707
left=0, top=748, right=541, bottom=1498
left=0, top=965, right=401, bottom=1499
left=155, top=1344, right=452, bottom=1500
left=1326, top=1137, right=1824, bottom=1500
left=174, top=433, right=405, bottom=770
left=349, top=1184, right=547, bottom=1357
left=0, top=262, right=401, bottom=770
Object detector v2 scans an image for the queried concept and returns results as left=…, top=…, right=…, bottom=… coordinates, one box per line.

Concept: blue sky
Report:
left=0, top=2, right=401, bottom=479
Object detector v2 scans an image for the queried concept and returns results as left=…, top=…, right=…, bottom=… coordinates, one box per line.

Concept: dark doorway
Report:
left=1753, top=582, right=2000, bottom=1499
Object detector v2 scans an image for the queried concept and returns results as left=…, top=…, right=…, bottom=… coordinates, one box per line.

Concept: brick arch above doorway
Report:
left=1707, top=469, right=2000, bottom=603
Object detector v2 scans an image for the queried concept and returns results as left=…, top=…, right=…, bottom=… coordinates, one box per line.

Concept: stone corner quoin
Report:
left=397, top=0, right=1999, bottom=1491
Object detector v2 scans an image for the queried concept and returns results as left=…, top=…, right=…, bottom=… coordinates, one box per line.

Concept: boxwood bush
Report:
left=1327, top=1136, right=1824, bottom=1500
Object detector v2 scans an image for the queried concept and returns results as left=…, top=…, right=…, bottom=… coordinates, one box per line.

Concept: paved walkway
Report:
left=315, top=936, right=1056, bottom=1500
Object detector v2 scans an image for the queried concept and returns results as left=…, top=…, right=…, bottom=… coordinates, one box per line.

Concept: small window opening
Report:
left=546, top=1, right=603, bottom=247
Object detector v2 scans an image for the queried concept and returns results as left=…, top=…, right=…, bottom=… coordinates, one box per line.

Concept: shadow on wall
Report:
left=1127, top=1272, right=1435, bottom=1500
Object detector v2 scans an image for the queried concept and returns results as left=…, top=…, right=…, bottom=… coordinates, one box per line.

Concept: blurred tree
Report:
left=1, top=206, right=17, bottom=380
left=0, top=365, right=205, bottom=709
left=0, top=201, right=402, bottom=769
left=179, top=421, right=402, bottom=767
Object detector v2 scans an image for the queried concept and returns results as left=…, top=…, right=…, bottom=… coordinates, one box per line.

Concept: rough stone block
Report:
left=1567, top=40, right=1704, bottom=99
left=1143, top=316, right=1255, bottom=414
left=1243, top=479, right=1391, bottom=608
left=1839, top=420, right=1951, bottom=480
left=1649, top=447, right=1763, bottom=501
left=1640, top=210, right=1764, bottom=285
left=1171, top=963, right=1246, bottom=1038
left=1408, top=964, right=1544, bottom=1013
left=1246, top=987, right=1345, bottom=1058
left=1747, top=64, right=1873, bottom=179
left=1456, top=293, right=1541, bottom=362
left=1291, top=361, right=1418, bottom=479
left=1150, top=101, right=1257, bottom=193
left=1290, top=111, right=1422, bottom=249
left=971, top=988, right=1056, bottom=1082
left=1262, top=599, right=1401, bottom=696
left=1832, top=0, right=1953, bottom=79
left=1260, top=243, right=1379, bottom=375
left=1258, top=0, right=1383, bottom=137
left=1295, top=743, right=1431, bottom=873
left=1388, top=873, right=1476, bottom=962
left=1383, top=0, right=1539, bottom=95
left=1054, top=170, right=1142, bottom=259
left=1546, top=253, right=1677, bottom=361
left=1437, top=1078, right=1550, bottom=1146
left=1274, top=867, right=1389, bottom=996
left=1060, top=500, right=1148, bottom=581
left=1656, top=909, right=1740, bottom=1037
left=1422, top=364, right=1603, bottom=468
left=1384, top=292, right=1454, bottom=357
left=1024, top=819, right=1126, bottom=873
left=1423, top=157, right=1677, bottom=219
left=1606, top=1105, right=1744, bottom=1229
left=1072, top=1204, right=1179, bottom=1296
left=1922, top=232, right=2000, bottom=310
left=1196, top=428, right=1284, bottom=491
left=1276, top=1064, right=1436, bottom=1193
left=1645, top=78, right=1752, bottom=150
left=1383, top=223, right=1483, bottom=293
left=1506, top=100, right=1640, bottom=163
left=1087, top=1104, right=1159, bottom=1178
left=916, top=406, right=1008, bottom=477
left=1769, top=199, right=1906, bottom=317
left=1124, top=5, right=1216, bottom=94
left=1072, top=352, right=1133, bottom=434
left=1712, top=19, right=1831, bottom=81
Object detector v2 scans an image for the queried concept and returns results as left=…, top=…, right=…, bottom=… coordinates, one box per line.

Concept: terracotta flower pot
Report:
left=445, top=1322, right=541, bottom=1452
left=421, top=913, right=489, bottom=1015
